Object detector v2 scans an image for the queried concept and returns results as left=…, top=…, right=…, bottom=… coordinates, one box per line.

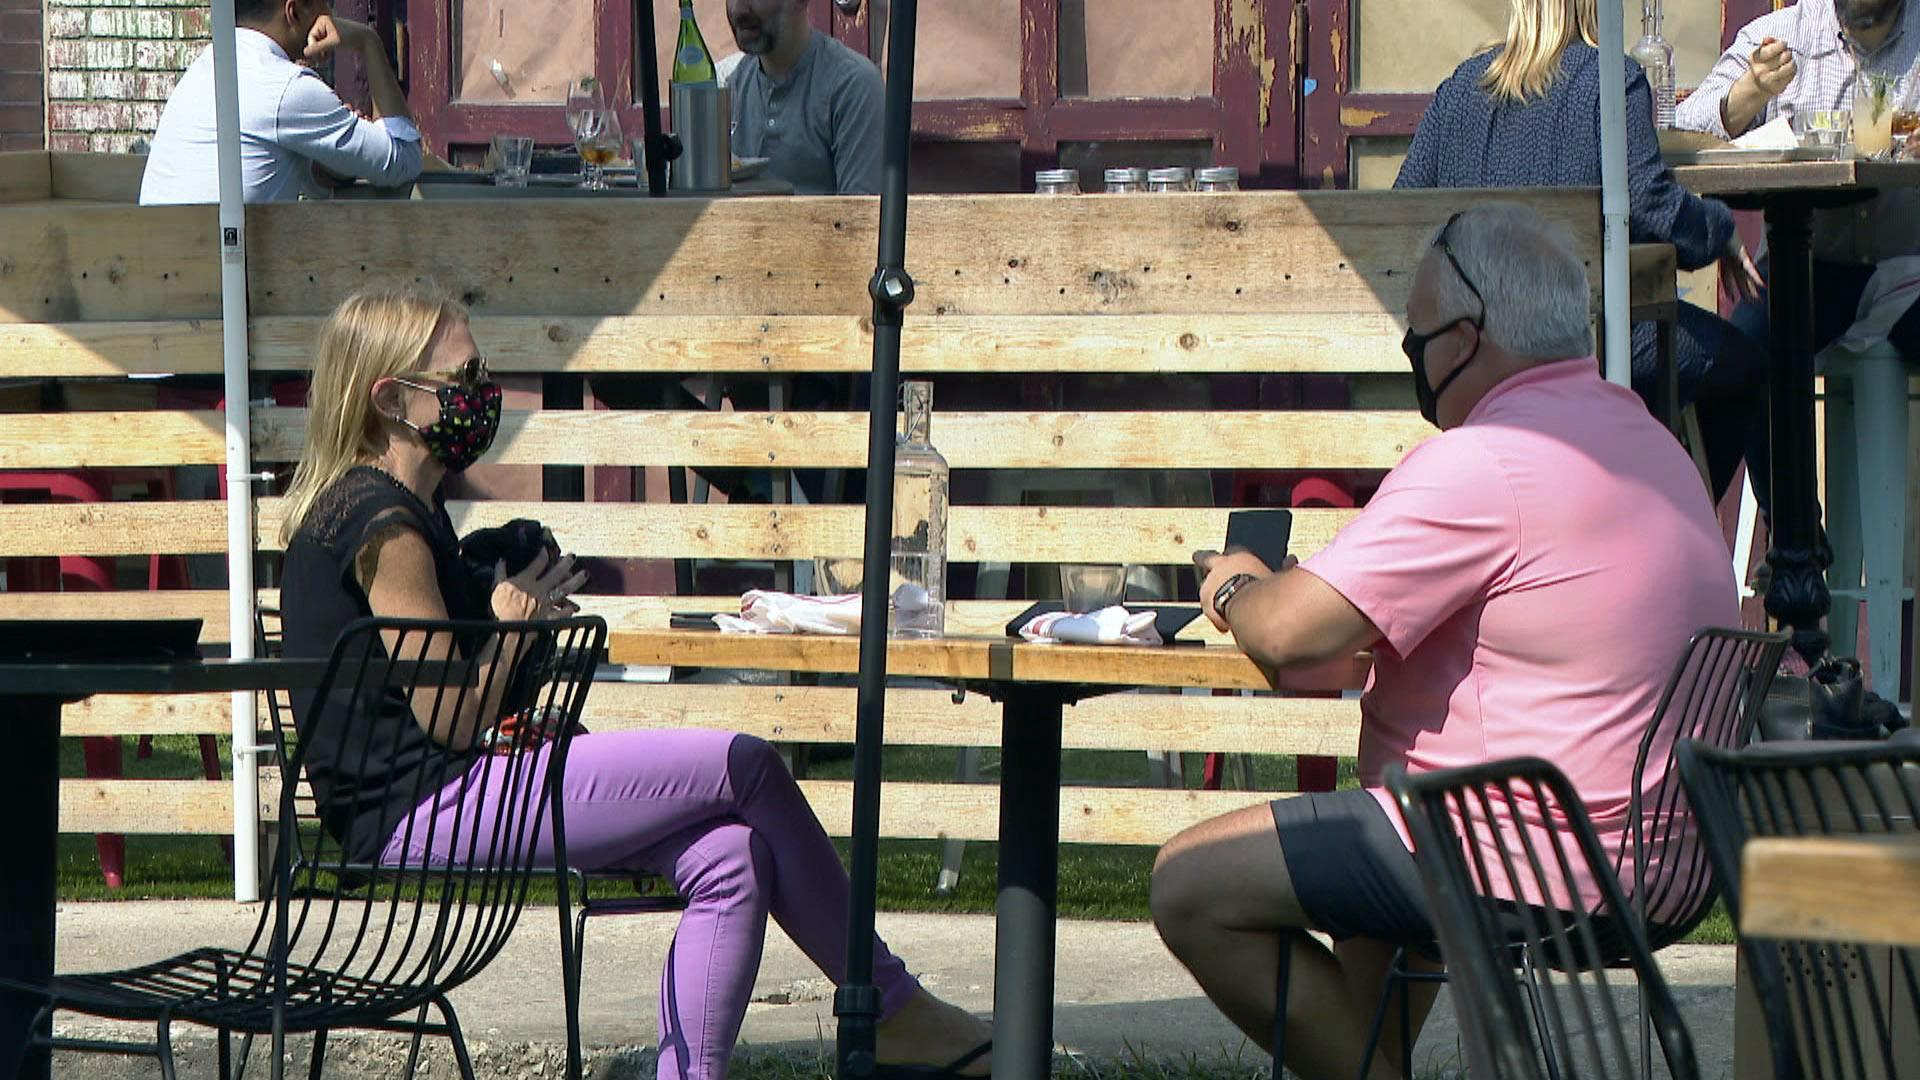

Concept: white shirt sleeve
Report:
left=274, top=68, right=423, bottom=187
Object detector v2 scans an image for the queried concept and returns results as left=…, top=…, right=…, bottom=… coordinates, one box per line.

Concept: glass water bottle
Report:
left=890, top=381, right=948, bottom=638
left=1631, top=0, right=1676, bottom=129
left=673, top=0, right=718, bottom=85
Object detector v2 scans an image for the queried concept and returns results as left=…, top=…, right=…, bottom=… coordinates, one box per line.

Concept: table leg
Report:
left=1761, top=200, right=1832, bottom=663
left=0, top=696, right=59, bottom=1080
left=995, top=691, right=1063, bottom=1080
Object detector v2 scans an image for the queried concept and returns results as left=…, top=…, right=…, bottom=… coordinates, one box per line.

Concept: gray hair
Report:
left=1423, top=203, right=1593, bottom=363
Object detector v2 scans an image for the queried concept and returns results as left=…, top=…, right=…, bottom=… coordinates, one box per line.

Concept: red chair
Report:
left=0, top=468, right=219, bottom=889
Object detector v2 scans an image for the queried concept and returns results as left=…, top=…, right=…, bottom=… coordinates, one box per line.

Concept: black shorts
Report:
left=1272, top=789, right=1646, bottom=966
left=1270, top=788, right=1438, bottom=947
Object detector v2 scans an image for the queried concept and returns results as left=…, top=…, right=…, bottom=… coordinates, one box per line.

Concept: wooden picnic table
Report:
left=1740, top=834, right=1920, bottom=948
left=1669, top=157, right=1920, bottom=667
left=606, top=627, right=1368, bottom=1080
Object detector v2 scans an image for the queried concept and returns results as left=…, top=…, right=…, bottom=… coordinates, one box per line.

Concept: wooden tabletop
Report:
left=1671, top=158, right=1920, bottom=197
left=1740, top=834, right=1920, bottom=948
left=607, top=627, right=1371, bottom=694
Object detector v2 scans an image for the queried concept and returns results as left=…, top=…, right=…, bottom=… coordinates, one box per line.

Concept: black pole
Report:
left=634, top=0, right=675, bottom=197
left=1758, top=201, right=1831, bottom=664
left=836, top=1, right=916, bottom=1077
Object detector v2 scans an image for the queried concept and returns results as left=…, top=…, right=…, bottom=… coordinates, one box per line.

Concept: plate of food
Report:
left=732, top=155, right=771, bottom=181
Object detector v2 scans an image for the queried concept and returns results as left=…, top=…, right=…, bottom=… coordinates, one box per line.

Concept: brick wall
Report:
left=0, top=0, right=43, bottom=150
left=46, top=0, right=209, bottom=153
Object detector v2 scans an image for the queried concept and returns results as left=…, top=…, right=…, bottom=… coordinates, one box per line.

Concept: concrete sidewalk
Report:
left=49, top=901, right=1739, bottom=1078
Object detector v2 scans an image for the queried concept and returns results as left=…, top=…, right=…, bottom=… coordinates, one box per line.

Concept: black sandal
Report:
left=875, top=1039, right=992, bottom=1080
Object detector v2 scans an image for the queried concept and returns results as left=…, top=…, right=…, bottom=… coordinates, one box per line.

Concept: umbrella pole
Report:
left=1596, top=0, right=1631, bottom=386
left=211, top=0, right=261, bottom=904
left=838, top=0, right=918, bottom=1075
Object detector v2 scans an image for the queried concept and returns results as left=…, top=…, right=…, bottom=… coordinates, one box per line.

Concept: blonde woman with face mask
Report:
left=278, top=285, right=991, bottom=1080
left=1395, top=0, right=1771, bottom=511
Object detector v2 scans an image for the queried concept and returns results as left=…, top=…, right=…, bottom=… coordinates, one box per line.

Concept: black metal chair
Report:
left=1319, top=626, right=1785, bottom=1079
left=0, top=614, right=603, bottom=1080
left=1675, top=739, right=1920, bottom=1080
left=253, top=608, right=684, bottom=1075
left=1386, top=757, right=1702, bottom=1080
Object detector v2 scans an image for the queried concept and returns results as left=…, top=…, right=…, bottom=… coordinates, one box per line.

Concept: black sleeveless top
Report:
left=280, top=466, right=488, bottom=862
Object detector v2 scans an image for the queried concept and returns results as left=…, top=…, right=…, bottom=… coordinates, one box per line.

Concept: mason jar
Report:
left=1034, top=168, right=1081, bottom=195
left=1103, top=167, right=1148, bottom=194
left=1147, top=166, right=1194, bottom=193
left=1195, top=166, right=1241, bottom=192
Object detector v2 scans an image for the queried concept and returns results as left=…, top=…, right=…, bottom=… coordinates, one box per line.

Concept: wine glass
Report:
left=579, top=108, right=624, bottom=191
left=565, top=77, right=610, bottom=187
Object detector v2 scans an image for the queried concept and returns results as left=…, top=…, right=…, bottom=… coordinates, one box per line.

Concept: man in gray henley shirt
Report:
left=726, top=0, right=883, bottom=195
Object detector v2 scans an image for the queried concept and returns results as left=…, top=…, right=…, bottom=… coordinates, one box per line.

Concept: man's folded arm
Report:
left=277, top=73, right=423, bottom=188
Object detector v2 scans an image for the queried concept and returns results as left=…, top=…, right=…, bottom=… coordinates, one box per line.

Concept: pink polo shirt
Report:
left=1298, top=358, right=1737, bottom=910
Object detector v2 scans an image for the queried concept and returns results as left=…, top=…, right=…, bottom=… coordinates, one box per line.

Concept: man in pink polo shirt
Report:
left=1150, top=204, right=1737, bottom=1080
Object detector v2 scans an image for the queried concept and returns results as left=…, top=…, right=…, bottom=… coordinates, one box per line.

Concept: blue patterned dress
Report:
left=1396, top=44, right=1765, bottom=502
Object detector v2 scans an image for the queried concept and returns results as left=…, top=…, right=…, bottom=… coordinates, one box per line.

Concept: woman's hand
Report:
left=1719, top=236, right=1765, bottom=303
left=490, top=543, right=588, bottom=621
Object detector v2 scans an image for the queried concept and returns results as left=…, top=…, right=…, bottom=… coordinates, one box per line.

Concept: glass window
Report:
left=456, top=0, right=596, bottom=103
left=879, top=0, right=1021, bottom=100
left=1060, top=0, right=1213, bottom=99
left=1352, top=0, right=1725, bottom=94
left=1349, top=135, right=1412, bottom=190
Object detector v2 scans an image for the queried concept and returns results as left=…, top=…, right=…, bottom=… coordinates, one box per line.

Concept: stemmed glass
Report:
left=565, top=77, right=622, bottom=190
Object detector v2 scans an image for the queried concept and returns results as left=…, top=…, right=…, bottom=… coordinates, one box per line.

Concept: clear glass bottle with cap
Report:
left=891, top=381, right=948, bottom=638
left=1147, top=166, right=1194, bottom=192
left=1630, top=0, right=1675, bottom=129
left=1104, top=167, right=1148, bottom=193
left=1034, top=168, right=1081, bottom=194
left=1195, top=166, right=1240, bottom=192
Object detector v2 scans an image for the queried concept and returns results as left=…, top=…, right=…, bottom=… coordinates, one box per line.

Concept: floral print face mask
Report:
left=390, top=360, right=503, bottom=472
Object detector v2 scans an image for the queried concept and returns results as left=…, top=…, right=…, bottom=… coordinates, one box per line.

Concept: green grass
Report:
left=56, top=736, right=1736, bottom=943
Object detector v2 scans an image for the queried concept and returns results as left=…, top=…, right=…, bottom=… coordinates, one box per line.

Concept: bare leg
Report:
left=1336, top=937, right=1442, bottom=1076
left=1149, top=804, right=1406, bottom=1080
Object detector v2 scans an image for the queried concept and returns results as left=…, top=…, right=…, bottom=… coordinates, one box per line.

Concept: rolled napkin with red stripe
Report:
left=712, top=586, right=936, bottom=635
left=714, top=591, right=864, bottom=635
left=1017, top=605, right=1163, bottom=646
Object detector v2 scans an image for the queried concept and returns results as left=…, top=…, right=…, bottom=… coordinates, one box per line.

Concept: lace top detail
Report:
left=280, top=467, right=485, bottom=863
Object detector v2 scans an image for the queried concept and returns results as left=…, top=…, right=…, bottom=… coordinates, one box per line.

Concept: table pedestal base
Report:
left=1, top=696, right=60, bottom=1080
left=994, top=691, right=1066, bottom=1080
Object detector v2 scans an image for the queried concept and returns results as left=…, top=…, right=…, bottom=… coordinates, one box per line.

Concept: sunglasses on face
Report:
left=420, top=357, right=491, bottom=387
left=1401, top=212, right=1488, bottom=362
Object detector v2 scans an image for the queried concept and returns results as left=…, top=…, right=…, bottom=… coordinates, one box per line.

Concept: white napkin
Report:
left=1018, top=605, right=1164, bottom=646
left=1734, top=115, right=1799, bottom=150
left=714, top=591, right=863, bottom=635
left=712, top=586, right=936, bottom=635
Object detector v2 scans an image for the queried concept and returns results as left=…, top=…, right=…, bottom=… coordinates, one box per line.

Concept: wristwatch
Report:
left=1211, top=573, right=1260, bottom=624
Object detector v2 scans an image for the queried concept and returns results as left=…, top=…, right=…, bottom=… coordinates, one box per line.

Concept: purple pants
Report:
left=381, top=729, right=919, bottom=1080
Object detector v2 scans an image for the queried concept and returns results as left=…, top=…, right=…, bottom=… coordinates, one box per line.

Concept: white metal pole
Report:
left=1597, top=0, right=1633, bottom=386
left=211, top=0, right=260, bottom=903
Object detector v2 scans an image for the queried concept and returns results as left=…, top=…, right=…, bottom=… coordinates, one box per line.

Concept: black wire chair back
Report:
left=1387, top=757, right=1701, bottom=1080
left=1624, top=627, right=1788, bottom=947
left=260, top=615, right=597, bottom=1020
left=1675, top=739, right=1920, bottom=1080
left=15, top=613, right=603, bottom=1080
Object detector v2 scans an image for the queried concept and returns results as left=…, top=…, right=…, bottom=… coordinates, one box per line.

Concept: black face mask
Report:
left=1400, top=213, right=1488, bottom=427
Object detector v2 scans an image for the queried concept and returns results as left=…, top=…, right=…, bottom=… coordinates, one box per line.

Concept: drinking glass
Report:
left=812, top=556, right=865, bottom=597
left=1853, top=73, right=1895, bottom=159
left=577, top=109, right=624, bottom=190
left=565, top=77, right=615, bottom=188
left=489, top=135, right=534, bottom=188
left=1060, top=563, right=1129, bottom=613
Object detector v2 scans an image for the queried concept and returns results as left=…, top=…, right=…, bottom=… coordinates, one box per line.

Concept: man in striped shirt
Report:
left=1676, top=0, right=1919, bottom=371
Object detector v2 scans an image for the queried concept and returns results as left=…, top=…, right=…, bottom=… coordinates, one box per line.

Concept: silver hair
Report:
left=1422, top=203, right=1593, bottom=363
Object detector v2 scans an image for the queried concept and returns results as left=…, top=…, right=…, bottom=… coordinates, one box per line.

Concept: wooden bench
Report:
left=0, top=150, right=1626, bottom=854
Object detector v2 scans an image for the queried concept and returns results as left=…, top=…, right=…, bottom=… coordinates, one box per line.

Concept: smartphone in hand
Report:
left=1224, top=509, right=1293, bottom=570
